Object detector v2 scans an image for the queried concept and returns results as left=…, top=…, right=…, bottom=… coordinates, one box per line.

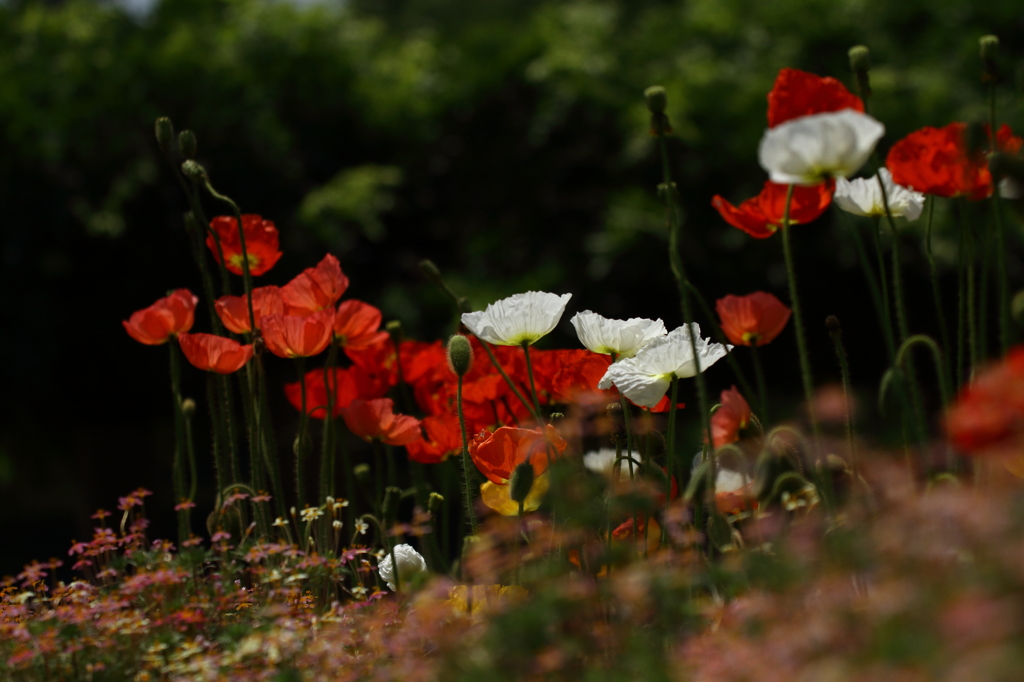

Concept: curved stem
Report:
left=990, top=80, right=1011, bottom=354
left=895, top=335, right=953, bottom=410
left=779, top=184, right=817, bottom=433
left=473, top=337, right=541, bottom=423
left=295, top=358, right=309, bottom=507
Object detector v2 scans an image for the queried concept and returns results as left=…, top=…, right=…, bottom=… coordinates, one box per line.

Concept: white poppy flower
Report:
left=758, top=109, right=885, bottom=186
left=378, top=543, right=427, bottom=592
left=462, top=291, right=572, bottom=346
left=834, top=168, right=925, bottom=221
left=1000, top=177, right=1022, bottom=200
left=583, top=448, right=642, bottom=477
left=715, top=469, right=750, bottom=494
left=570, top=311, right=666, bottom=358
left=597, top=324, right=731, bottom=408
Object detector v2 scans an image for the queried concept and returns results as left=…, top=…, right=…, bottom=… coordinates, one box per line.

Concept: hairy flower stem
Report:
left=839, top=211, right=892, bottom=360
left=457, top=375, right=479, bottom=536
left=295, top=357, right=309, bottom=507
left=663, top=378, right=682, bottom=544
left=521, top=341, right=543, bottom=419
left=475, top=338, right=541, bottom=423
left=256, top=355, right=287, bottom=520
left=657, top=134, right=712, bottom=449
left=750, top=344, right=769, bottom=425
left=870, top=217, right=897, bottom=360
left=826, top=319, right=856, bottom=478
left=957, top=216, right=968, bottom=386
left=169, top=342, right=190, bottom=542
left=206, top=374, right=227, bottom=501
left=990, top=82, right=1012, bottom=354
left=779, top=184, right=818, bottom=434
left=320, top=343, right=339, bottom=502
left=924, top=200, right=953, bottom=381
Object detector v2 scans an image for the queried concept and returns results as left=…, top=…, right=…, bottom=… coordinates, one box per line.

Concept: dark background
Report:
left=1, top=0, right=1023, bottom=576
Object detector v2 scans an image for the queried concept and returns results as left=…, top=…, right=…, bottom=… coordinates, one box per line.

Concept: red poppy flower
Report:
left=333, top=300, right=389, bottom=349
left=712, top=181, right=834, bottom=238
left=406, top=413, right=463, bottom=464
left=468, top=425, right=568, bottom=485
left=550, top=350, right=613, bottom=402
left=711, top=387, right=752, bottom=448
left=284, top=365, right=390, bottom=419
left=177, top=333, right=254, bottom=374
left=260, top=310, right=333, bottom=359
left=206, top=215, right=283, bottom=277
left=214, top=286, right=285, bottom=334
left=123, top=289, right=198, bottom=345
left=716, top=292, right=792, bottom=346
left=766, top=68, right=864, bottom=128
left=643, top=396, right=687, bottom=413
left=945, top=346, right=1024, bottom=457
left=887, top=123, right=1023, bottom=200
left=340, top=398, right=421, bottom=446
left=281, top=254, right=349, bottom=316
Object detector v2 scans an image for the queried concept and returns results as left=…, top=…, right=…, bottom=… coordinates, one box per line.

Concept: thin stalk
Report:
left=750, top=344, right=769, bottom=424
left=779, top=184, right=817, bottom=432
left=656, top=133, right=712, bottom=445
left=184, top=398, right=198, bottom=504
left=990, top=80, right=1011, bottom=354
left=521, top=341, right=543, bottom=418
left=295, top=357, right=309, bottom=507
left=957, top=219, right=968, bottom=386
left=201, top=181, right=256, bottom=331
left=320, top=343, right=339, bottom=502
left=218, top=374, right=242, bottom=485
left=457, top=375, right=479, bottom=536
left=473, top=337, right=541, bottom=422
left=256, top=355, right=287, bottom=520
left=924, top=199, right=952, bottom=380
left=169, top=341, right=189, bottom=543
left=826, top=320, right=856, bottom=478
left=663, top=378, right=680, bottom=544
left=206, top=374, right=227, bottom=500
left=839, top=210, right=893, bottom=359
left=870, top=217, right=897, bottom=360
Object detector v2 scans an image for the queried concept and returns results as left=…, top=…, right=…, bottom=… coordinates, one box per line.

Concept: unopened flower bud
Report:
left=644, top=85, right=667, bottom=114
left=382, top=486, right=402, bottom=526
left=825, top=315, right=841, bottom=332
left=181, top=159, right=207, bottom=181
left=1012, top=290, right=1024, bottom=328
left=332, top=520, right=343, bottom=530
left=509, top=462, right=535, bottom=506
left=155, top=117, right=174, bottom=152
left=354, top=463, right=371, bottom=484
left=181, top=398, right=196, bottom=418
left=447, top=334, right=473, bottom=377
left=419, top=259, right=442, bottom=281
left=848, top=45, right=871, bottom=73
left=549, top=412, right=564, bottom=420
left=980, top=35, right=999, bottom=61
left=378, top=543, right=427, bottom=592
left=178, top=130, right=197, bottom=159
left=427, top=492, right=444, bottom=517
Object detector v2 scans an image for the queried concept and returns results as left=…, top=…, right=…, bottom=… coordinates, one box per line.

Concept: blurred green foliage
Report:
left=0, top=0, right=1023, bottom=573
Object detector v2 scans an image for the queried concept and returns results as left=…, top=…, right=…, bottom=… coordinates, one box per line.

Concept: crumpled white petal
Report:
left=378, top=543, right=427, bottom=591
left=715, top=469, right=750, bottom=494
left=1000, top=177, right=1022, bottom=200
left=583, top=448, right=643, bottom=477
left=461, top=291, right=572, bottom=346
left=570, top=311, right=666, bottom=358
left=597, top=323, right=731, bottom=407
left=834, top=168, right=925, bottom=221
left=758, top=109, right=885, bottom=186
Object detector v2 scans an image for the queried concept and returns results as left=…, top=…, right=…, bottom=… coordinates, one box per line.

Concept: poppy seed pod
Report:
left=354, top=463, right=370, bottom=484
left=155, top=117, right=174, bottom=151
left=418, top=259, right=442, bottom=281
left=447, top=334, right=473, bottom=377
left=848, top=45, right=871, bottom=74
left=509, top=461, right=535, bottom=506
left=178, top=130, right=197, bottom=160
left=980, top=35, right=999, bottom=61
left=181, top=160, right=207, bottom=181
left=644, top=85, right=667, bottom=114
left=427, top=492, right=444, bottom=517
left=181, top=398, right=196, bottom=418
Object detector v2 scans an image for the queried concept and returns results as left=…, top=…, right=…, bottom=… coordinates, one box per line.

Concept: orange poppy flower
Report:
left=766, top=68, right=864, bottom=128
left=711, top=387, right=752, bottom=448
left=281, top=254, right=349, bottom=316
left=260, top=309, right=333, bottom=359
left=550, top=350, right=613, bottom=403
left=206, top=215, right=283, bottom=277
left=333, top=300, right=390, bottom=349
left=214, top=286, right=284, bottom=334
left=123, top=289, right=198, bottom=345
left=886, top=123, right=1023, bottom=200
left=340, top=398, right=422, bottom=446
left=406, top=413, right=463, bottom=464
left=712, top=181, right=834, bottom=238
left=284, top=365, right=389, bottom=419
left=468, top=425, right=567, bottom=485
left=177, top=333, right=254, bottom=374
left=946, top=346, right=1024, bottom=460
left=716, top=291, right=791, bottom=347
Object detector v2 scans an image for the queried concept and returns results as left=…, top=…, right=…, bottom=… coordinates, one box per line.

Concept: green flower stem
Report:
left=656, top=133, right=712, bottom=448
left=205, top=373, right=227, bottom=501
left=779, top=184, right=818, bottom=433
left=320, top=343, right=339, bottom=503
left=169, top=341, right=189, bottom=542
left=870, top=217, right=897, bottom=360
left=217, top=373, right=242, bottom=486
left=663, top=377, right=681, bottom=545
left=924, top=199, right=952, bottom=381
left=201, top=181, right=257, bottom=332
left=990, top=81, right=1011, bottom=354
left=750, top=344, right=769, bottom=425
left=474, top=337, right=541, bottom=423
left=256, top=354, right=287, bottom=520
left=826, top=322, right=856, bottom=478
left=184, top=400, right=198, bottom=504
left=295, top=357, right=309, bottom=507
left=457, top=375, right=479, bottom=536
left=957, top=217, right=968, bottom=386
left=839, top=211, right=892, bottom=360
left=521, top=341, right=543, bottom=419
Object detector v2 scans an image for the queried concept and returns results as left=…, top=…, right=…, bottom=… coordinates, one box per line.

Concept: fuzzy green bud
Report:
left=1012, top=290, right=1024, bottom=328
left=385, top=320, right=402, bottom=334
left=848, top=45, right=871, bottom=73
left=178, top=130, right=197, bottom=159
left=155, top=117, right=174, bottom=152
left=447, top=334, right=473, bottom=377
left=354, top=463, right=371, bottom=484
left=382, top=486, right=402, bottom=526
left=419, top=259, right=442, bottom=281
left=981, top=35, right=999, bottom=82
left=825, top=315, right=841, bottom=332
left=509, top=462, right=535, bottom=506
left=644, top=86, right=672, bottom=136
left=180, top=159, right=207, bottom=182
left=428, top=492, right=444, bottom=517
left=181, top=398, right=196, bottom=418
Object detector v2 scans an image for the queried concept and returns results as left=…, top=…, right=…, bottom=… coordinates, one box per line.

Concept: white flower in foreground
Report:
left=378, top=544, right=427, bottom=592
left=462, top=291, right=572, bottom=346
left=570, top=311, right=666, bottom=358
left=759, top=109, right=885, bottom=186
left=715, top=468, right=750, bottom=494
left=597, top=324, right=731, bottom=408
left=834, top=168, right=925, bottom=221
left=583, top=448, right=643, bottom=477
left=1000, top=177, right=1022, bottom=200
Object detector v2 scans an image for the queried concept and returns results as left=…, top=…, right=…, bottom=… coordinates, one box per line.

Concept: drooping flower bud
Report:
left=354, top=463, right=370, bottom=484
left=178, top=130, right=197, bottom=160
left=644, top=85, right=672, bottom=135
left=382, top=486, right=402, bottom=527
left=418, top=259, right=442, bottom=281
left=980, top=35, right=999, bottom=82
left=155, top=117, right=174, bottom=152
left=428, top=492, right=444, bottom=517
left=447, top=334, right=473, bottom=377
left=509, top=461, right=535, bottom=506
left=848, top=45, right=871, bottom=98
left=181, top=398, right=196, bottom=418
left=181, top=160, right=207, bottom=182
